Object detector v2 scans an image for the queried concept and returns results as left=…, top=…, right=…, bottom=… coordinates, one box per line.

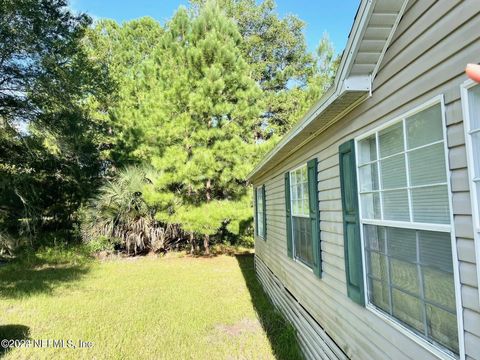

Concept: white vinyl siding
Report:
left=461, top=81, right=480, bottom=300
left=290, top=165, right=313, bottom=267
left=356, top=100, right=459, bottom=356
left=256, top=187, right=265, bottom=238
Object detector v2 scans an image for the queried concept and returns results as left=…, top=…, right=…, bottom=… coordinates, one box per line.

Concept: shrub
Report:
left=0, top=231, right=17, bottom=256
left=86, top=236, right=117, bottom=253
left=80, top=166, right=177, bottom=255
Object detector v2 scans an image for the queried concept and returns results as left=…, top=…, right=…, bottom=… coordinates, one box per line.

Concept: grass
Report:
left=0, top=247, right=302, bottom=360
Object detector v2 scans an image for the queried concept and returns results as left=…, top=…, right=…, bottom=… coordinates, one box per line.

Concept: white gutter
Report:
left=247, top=0, right=376, bottom=180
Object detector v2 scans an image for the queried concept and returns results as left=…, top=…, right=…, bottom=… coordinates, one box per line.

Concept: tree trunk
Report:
left=204, top=178, right=211, bottom=255
left=206, top=178, right=211, bottom=201
left=189, top=232, right=195, bottom=255
left=204, top=234, right=210, bottom=255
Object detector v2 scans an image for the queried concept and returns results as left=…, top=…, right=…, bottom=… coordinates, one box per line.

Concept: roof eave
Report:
left=247, top=77, right=371, bottom=181
left=247, top=0, right=409, bottom=182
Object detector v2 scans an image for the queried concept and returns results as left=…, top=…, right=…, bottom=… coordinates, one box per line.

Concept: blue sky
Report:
left=70, top=1, right=360, bottom=55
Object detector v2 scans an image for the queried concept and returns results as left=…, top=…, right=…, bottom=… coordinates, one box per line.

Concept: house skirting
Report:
left=255, top=255, right=348, bottom=360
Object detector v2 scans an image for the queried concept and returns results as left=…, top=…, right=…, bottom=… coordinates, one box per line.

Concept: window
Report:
left=358, top=103, right=449, bottom=225
left=285, top=159, right=321, bottom=275
left=356, top=101, right=459, bottom=355
left=290, top=165, right=313, bottom=267
left=256, top=186, right=265, bottom=238
left=462, top=81, right=480, bottom=299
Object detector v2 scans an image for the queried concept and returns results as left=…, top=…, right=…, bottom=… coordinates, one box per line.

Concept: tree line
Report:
left=0, top=0, right=338, bottom=254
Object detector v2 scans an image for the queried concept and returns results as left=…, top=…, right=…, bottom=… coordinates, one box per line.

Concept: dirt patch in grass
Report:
left=215, top=318, right=262, bottom=337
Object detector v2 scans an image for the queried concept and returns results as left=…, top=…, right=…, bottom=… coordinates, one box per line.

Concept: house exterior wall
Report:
left=252, top=1, right=480, bottom=359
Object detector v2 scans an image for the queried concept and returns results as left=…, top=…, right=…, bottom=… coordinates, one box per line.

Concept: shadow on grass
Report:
left=0, top=250, right=91, bottom=299
left=235, top=254, right=303, bottom=360
left=0, top=324, right=30, bottom=358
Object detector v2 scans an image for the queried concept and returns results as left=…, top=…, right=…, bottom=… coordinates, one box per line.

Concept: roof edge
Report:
left=247, top=0, right=409, bottom=182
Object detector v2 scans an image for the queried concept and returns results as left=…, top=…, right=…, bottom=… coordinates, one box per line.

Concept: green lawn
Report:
left=0, top=248, right=302, bottom=359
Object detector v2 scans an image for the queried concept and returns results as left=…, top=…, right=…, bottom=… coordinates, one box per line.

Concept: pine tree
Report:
left=83, top=1, right=339, bottom=252
left=130, top=3, right=264, bottom=253
left=191, top=0, right=338, bottom=137
left=85, top=17, right=164, bottom=166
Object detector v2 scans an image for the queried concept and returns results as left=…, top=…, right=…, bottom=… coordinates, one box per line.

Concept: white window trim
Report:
left=293, top=255, right=314, bottom=273
left=256, top=185, right=265, bottom=239
left=289, top=163, right=313, bottom=268
left=355, top=95, right=465, bottom=360
left=461, top=79, right=480, bottom=302
left=361, top=219, right=450, bottom=233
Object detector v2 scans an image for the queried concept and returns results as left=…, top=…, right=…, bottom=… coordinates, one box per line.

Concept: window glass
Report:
left=369, top=278, right=390, bottom=313
left=471, top=132, right=480, bottom=176
left=292, top=216, right=312, bottom=266
left=358, top=135, right=377, bottom=164
left=364, top=225, right=458, bottom=354
left=392, top=289, right=424, bottom=333
left=379, top=122, right=404, bottom=157
left=426, top=305, right=458, bottom=353
left=380, top=154, right=406, bottom=189
left=360, top=193, right=381, bottom=219
left=387, top=227, right=416, bottom=260
left=382, top=189, right=409, bottom=221
left=358, top=104, right=450, bottom=225
left=406, top=104, right=443, bottom=149
left=364, top=225, right=386, bottom=253
left=408, top=143, right=446, bottom=186
left=358, top=102, right=458, bottom=354
left=290, top=164, right=313, bottom=267
left=256, top=187, right=264, bottom=238
left=359, top=163, right=378, bottom=192
left=419, top=231, right=453, bottom=272
left=290, top=166, right=309, bottom=217
left=468, top=84, right=480, bottom=130
left=411, top=185, right=449, bottom=224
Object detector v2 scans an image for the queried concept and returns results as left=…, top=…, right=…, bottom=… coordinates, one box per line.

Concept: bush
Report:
left=79, top=166, right=177, bottom=255
left=0, top=231, right=21, bottom=256
left=239, top=235, right=254, bottom=248
left=86, top=236, right=118, bottom=253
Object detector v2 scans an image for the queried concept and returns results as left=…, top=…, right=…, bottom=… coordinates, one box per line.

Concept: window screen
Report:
left=357, top=102, right=458, bottom=355
left=290, top=165, right=313, bottom=267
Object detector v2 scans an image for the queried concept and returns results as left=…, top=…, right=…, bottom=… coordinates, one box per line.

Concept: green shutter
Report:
left=254, top=187, right=258, bottom=237
left=284, top=172, right=293, bottom=258
left=262, top=184, right=267, bottom=239
left=308, top=158, right=321, bottom=277
left=339, top=139, right=365, bottom=306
